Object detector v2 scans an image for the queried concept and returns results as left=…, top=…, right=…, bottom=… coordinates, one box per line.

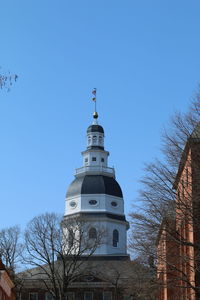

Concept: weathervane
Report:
left=92, top=88, right=98, bottom=119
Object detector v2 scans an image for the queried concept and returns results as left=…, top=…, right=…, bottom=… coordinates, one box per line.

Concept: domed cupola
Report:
left=64, top=105, right=129, bottom=259
left=66, top=175, right=123, bottom=198
left=87, top=124, right=104, bottom=134
left=86, top=120, right=105, bottom=150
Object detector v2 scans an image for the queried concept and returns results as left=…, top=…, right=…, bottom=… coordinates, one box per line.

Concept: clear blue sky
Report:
left=0, top=0, right=200, bottom=229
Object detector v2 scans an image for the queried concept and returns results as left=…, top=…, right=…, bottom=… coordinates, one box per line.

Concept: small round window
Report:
left=111, top=201, right=118, bottom=207
left=69, top=201, right=77, bottom=208
left=89, top=200, right=97, bottom=205
left=84, top=275, right=94, bottom=282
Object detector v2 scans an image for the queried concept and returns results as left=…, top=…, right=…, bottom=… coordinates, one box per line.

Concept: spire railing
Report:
left=75, top=165, right=115, bottom=177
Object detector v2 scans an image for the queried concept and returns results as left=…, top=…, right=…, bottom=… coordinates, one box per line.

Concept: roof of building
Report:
left=173, top=122, right=200, bottom=189
left=190, top=122, right=200, bottom=140
left=17, top=259, right=140, bottom=290
left=66, top=175, right=123, bottom=198
left=87, top=124, right=104, bottom=134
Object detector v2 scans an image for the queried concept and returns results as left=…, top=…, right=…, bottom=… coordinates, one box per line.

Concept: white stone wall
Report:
left=88, top=220, right=127, bottom=255
left=65, top=194, right=124, bottom=216
left=82, top=149, right=109, bottom=167
left=62, top=218, right=128, bottom=256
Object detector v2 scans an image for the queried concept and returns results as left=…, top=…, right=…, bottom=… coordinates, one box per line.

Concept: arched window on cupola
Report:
left=99, top=136, right=103, bottom=145
left=113, top=229, right=119, bottom=247
left=89, top=227, right=97, bottom=239
left=92, top=136, right=97, bottom=144
left=88, top=136, right=92, bottom=145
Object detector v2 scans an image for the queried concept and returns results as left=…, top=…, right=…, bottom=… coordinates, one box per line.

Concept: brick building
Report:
left=17, top=260, right=136, bottom=300
left=157, top=124, right=200, bottom=300
left=0, top=259, right=15, bottom=300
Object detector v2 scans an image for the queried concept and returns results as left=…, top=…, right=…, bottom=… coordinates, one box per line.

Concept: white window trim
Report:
left=69, top=201, right=77, bottom=209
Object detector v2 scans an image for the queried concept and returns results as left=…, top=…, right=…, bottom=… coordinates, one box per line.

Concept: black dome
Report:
left=66, top=175, right=123, bottom=198
left=87, top=125, right=104, bottom=134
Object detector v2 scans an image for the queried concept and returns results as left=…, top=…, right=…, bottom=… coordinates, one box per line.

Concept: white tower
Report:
left=63, top=111, right=129, bottom=260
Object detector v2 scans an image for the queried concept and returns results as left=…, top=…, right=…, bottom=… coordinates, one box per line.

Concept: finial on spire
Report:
left=93, top=111, right=98, bottom=119
left=92, top=88, right=98, bottom=123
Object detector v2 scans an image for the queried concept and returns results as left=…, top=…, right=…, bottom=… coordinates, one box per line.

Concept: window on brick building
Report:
left=103, top=291, right=112, bottom=300
left=45, top=292, right=54, bottom=300
left=29, top=293, right=38, bottom=300
left=65, top=292, right=75, bottom=300
left=186, top=168, right=189, bottom=186
left=182, top=179, right=184, bottom=199
left=16, top=293, right=21, bottom=300
left=84, top=292, right=93, bottom=300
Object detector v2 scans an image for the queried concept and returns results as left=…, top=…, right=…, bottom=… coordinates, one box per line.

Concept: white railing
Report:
left=75, top=165, right=115, bottom=176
